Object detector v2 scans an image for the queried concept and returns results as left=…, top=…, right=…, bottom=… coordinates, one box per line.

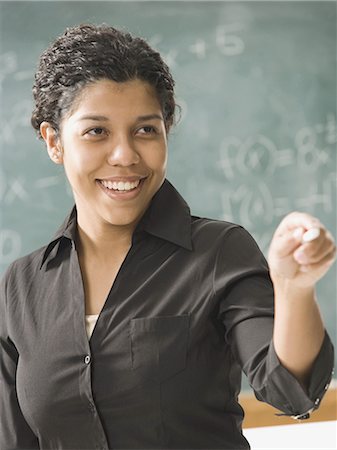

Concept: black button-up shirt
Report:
left=0, top=179, right=334, bottom=450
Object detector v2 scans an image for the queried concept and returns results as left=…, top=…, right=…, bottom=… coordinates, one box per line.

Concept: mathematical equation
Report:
left=0, top=21, right=248, bottom=91
left=150, top=23, right=246, bottom=67
left=217, top=114, right=336, bottom=252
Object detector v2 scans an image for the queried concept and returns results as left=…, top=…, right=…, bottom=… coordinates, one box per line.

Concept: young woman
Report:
left=0, top=24, right=335, bottom=450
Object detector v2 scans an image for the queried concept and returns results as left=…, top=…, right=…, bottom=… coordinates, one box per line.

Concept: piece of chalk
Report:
left=302, top=227, right=320, bottom=243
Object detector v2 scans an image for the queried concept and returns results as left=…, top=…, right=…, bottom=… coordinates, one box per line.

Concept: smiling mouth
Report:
left=96, top=177, right=147, bottom=197
left=98, top=179, right=141, bottom=192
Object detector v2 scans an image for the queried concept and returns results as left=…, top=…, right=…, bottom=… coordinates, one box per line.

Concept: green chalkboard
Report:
left=0, top=1, right=336, bottom=384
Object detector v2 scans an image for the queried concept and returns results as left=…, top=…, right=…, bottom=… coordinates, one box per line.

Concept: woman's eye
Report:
left=86, top=127, right=106, bottom=137
left=138, top=126, right=157, bottom=135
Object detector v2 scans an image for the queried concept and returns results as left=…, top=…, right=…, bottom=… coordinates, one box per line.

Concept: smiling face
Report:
left=41, top=78, right=168, bottom=234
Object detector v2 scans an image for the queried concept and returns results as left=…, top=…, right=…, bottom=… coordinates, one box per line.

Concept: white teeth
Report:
left=100, top=179, right=141, bottom=191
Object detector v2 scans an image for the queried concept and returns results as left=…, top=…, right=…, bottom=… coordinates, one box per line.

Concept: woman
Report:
left=0, top=24, right=335, bottom=450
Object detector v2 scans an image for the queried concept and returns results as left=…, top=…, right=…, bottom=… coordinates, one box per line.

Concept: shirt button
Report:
left=84, top=355, right=91, bottom=364
left=314, top=397, right=320, bottom=406
left=325, top=383, right=330, bottom=390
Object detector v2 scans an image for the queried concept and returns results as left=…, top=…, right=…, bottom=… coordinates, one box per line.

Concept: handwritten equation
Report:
left=150, top=23, right=246, bottom=66
left=0, top=22, right=246, bottom=95
left=218, top=114, right=336, bottom=252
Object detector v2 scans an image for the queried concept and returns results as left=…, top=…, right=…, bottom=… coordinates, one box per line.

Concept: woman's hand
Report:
left=268, top=212, right=336, bottom=289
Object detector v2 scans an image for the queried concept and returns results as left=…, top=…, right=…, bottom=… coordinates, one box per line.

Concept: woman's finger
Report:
left=299, top=248, right=337, bottom=272
left=275, top=212, right=322, bottom=236
left=293, top=230, right=335, bottom=265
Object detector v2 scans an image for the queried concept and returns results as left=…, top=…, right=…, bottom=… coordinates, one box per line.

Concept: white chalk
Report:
left=302, top=227, right=320, bottom=243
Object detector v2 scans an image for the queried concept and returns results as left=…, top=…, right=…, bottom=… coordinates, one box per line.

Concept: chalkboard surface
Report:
left=1, top=2, right=336, bottom=383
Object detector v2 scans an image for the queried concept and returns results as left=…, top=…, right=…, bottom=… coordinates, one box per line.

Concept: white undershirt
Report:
left=85, top=314, right=99, bottom=339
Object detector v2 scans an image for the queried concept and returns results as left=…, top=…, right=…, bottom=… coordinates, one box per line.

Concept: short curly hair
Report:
left=31, top=23, right=177, bottom=138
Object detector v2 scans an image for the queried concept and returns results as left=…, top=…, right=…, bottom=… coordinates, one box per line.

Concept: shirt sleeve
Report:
left=215, top=226, right=335, bottom=419
left=0, top=265, right=40, bottom=449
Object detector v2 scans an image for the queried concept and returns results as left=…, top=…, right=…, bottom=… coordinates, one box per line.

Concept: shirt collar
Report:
left=138, top=179, right=193, bottom=250
left=40, top=179, right=192, bottom=269
left=39, top=206, right=77, bottom=269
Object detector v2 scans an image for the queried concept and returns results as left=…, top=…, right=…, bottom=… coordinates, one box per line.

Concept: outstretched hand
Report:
left=268, top=212, right=336, bottom=288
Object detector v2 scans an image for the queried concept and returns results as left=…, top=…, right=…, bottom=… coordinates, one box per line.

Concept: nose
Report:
left=107, top=135, right=140, bottom=167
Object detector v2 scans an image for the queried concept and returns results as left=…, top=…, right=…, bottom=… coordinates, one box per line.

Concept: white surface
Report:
left=302, top=227, right=320, bottom=243
left=243, top=420, right=337, bottom=449
left=85, top=314, right=99, bottom=339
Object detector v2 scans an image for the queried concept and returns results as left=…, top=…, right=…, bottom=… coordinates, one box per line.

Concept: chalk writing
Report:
left=0, top=100, right=32, bottom=145
left=148, top=22, right=246, bottom=65
left=221, top=182, right=274, bottom=229
left=0, top=52, right=17, bottom=91
left=296, top=127, right=331, bottom=172
left=216, top=23, right=245, bottom=56
left=189, top=39, right=207, bottom=59
left=0, top=229, right=21, bottom=264
left=3, top=178, right=29, bottom=205
left=219, top=115, right=336, bottom=183
left=218, top=115, right=336, bottom=241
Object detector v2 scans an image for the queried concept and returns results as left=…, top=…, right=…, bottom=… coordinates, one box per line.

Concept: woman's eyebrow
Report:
left=78, top=115, right=110, bottom=122
left=77, top=114, right=164, bottom=122
left=136, top=114, right=164, bottom=122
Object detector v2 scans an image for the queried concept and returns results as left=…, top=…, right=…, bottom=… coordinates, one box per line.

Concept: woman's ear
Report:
left=40, top=122, right=64, bottom=165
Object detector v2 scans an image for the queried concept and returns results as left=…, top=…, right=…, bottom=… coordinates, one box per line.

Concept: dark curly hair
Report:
left=31, top=23, right=177, bottom=138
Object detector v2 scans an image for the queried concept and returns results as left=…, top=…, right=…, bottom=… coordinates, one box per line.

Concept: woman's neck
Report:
left=75, top=214, right=135, bottom=262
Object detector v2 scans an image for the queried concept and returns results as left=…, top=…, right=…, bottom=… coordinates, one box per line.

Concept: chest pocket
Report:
left=130, top=314, right=190, bottom=383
